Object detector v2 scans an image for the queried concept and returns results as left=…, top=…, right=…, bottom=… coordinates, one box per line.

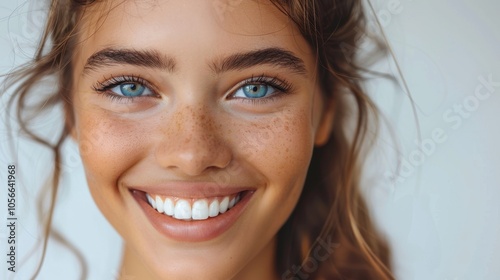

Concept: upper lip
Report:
left=128, top=182, right=254, bottom=198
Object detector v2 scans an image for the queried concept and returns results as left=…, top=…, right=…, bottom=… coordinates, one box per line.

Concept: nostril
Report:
left=154, top=143, right=232, bottom=176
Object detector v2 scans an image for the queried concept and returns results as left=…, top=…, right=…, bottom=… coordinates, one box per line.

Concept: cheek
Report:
left=227, top=108, right=315, bottom=246
left=239, top=109, right=314, bottom=179
left=235, top=108, right=315, bottom=203
left=74, top=110, right=151, bottom=221
left=78, top=120, right=140, bottom=180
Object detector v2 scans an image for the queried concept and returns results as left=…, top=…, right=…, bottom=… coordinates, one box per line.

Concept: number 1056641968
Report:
left=7, top=165, right=16, bottom=216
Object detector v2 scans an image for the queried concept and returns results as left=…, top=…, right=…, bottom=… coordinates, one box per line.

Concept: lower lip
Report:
left=131, top=190, right=253, bottom=242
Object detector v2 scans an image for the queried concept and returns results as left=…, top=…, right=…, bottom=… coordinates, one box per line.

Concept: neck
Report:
left=118, top=244, right=157, bottom=280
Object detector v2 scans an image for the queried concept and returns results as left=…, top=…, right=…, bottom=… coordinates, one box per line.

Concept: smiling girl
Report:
left=4, top=0, right=394, bottom=279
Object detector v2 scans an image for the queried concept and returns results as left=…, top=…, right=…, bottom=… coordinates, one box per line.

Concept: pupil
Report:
left=243, top=84, right=268, bottom=98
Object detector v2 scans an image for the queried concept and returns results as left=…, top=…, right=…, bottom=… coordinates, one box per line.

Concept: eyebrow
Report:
left=83, top=47, right=307, bottom=76
left=210, top=47, right=307, bottom=75
left=83, top=48, right=176, bottom=73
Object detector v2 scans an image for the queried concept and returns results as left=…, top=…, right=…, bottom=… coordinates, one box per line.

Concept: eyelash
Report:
left=92, top=75, right=159, bottom=103
left=230, top=75, right=293, bottom=104
left=91, top=74, right=293, bottom=104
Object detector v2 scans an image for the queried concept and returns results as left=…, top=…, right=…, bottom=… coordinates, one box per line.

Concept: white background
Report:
left=0, top=0, right=499, bottom=279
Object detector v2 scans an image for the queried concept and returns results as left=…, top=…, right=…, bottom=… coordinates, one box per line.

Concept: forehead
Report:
left=82, top=0, right=289, bottom=34
left=73, top=0, right=314, bottom=75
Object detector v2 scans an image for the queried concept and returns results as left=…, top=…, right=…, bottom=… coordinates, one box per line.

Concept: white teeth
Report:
left=146, top=193, right=153, bottom=205
left=228, top=197, right=236, bottom=208
left=146, top=193, right=243, bottom=220
left=192, top=200, right=209, bottom=220
left=209, top=200, right=219, bottom=217
left=164, top=198, right=174, bottom=216
left=155, top=196, right=164, bottom=213
left=151, top=196, right=157, bottom=209
left=219, top=197, right=229, bottom=213
left=174, top=199, right=191, bottom=220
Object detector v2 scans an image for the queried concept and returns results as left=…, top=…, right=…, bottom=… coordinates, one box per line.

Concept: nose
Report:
left=154, top=105, right=232, bottom=176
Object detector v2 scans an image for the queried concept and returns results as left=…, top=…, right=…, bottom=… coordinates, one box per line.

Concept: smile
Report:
left=145, top=192, right=242, bottom=220
left=131, top=187, right=254, bottom=242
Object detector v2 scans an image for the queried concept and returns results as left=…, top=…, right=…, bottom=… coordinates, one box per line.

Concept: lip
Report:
left=131, top=188, right=254, bottom=242
left=131, top=182, right=251, bottom=198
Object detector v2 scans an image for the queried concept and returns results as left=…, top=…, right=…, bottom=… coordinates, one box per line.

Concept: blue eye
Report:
left=111, top=82, right=151, bottom=97
left=234, top=84, right=277, bottom=99
left=93, top=76, right=159, bottom=103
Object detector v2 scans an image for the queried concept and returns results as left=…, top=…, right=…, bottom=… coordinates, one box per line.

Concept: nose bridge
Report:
left=155, top=103, right=231, bottom=176
left=178, top=104, right=214, bottom=138
left=174, top=103, right=221, bottom=148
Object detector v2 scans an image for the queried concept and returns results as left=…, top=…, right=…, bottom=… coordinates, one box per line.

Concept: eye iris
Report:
left=243, top=84, right=268, bottom=98
left=120, top=83, right=145, bottom=97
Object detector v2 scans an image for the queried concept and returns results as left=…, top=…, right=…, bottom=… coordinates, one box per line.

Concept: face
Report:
left=70, top=0, right=333, bottom=279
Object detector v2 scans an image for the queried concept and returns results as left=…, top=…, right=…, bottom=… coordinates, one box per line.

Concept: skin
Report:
left=69, top=0, right=335, bottom=279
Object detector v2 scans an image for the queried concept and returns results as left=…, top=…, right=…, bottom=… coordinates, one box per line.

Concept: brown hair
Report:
left=3, top=0, right=393, bottom=279
left=271, top=1, right=393, bottom=279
